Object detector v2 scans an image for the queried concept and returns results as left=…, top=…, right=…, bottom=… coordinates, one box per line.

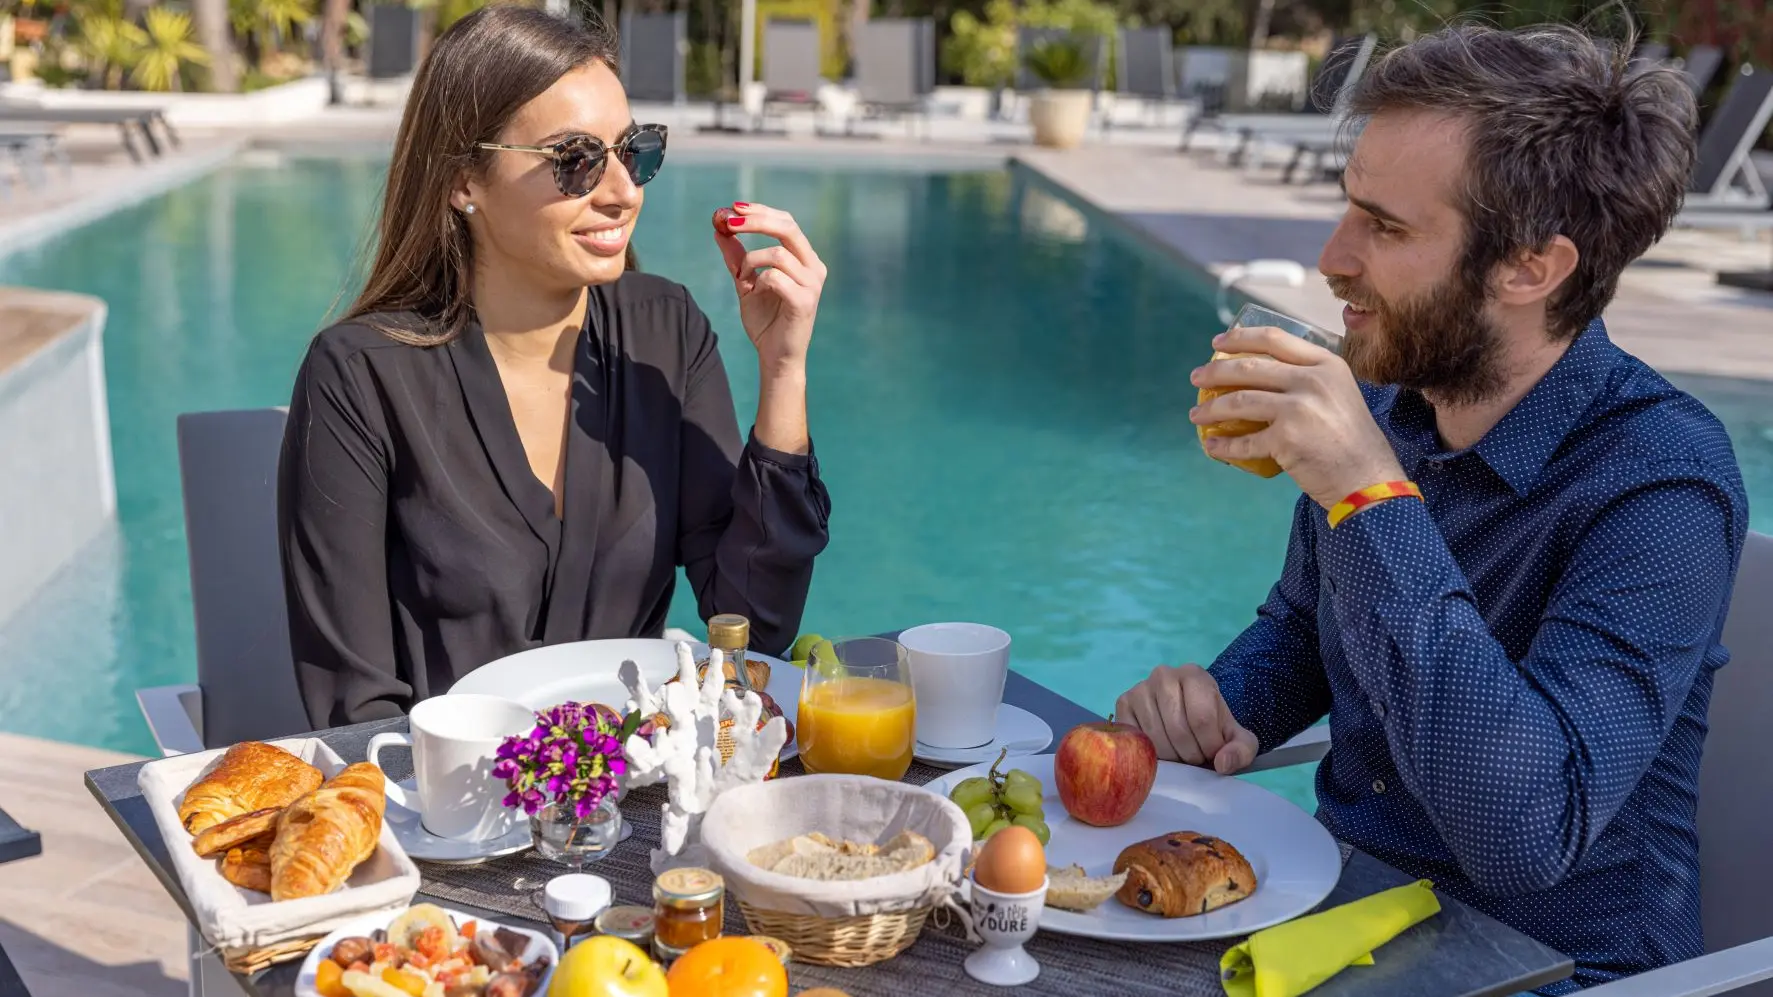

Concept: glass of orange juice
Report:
left=797, top=637, right=917, bottom=782
left=1198, top=302, right=1345, bottom=478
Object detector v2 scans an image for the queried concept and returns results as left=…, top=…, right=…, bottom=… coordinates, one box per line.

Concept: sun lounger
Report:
left=1186, top=33, right=1376, bottom=164
left=0, top=103, right=176, bottom=163
left=619, top=10, right=686, bottom=105
left=831, top=17, right=935, bottom=139
left=754, top=18, right=826, bottom=131
left=1678, top=44, right=1725, bottom=98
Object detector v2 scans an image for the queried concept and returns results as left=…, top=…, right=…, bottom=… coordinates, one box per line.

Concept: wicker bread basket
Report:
left=700, top=775, right=972, bottom=966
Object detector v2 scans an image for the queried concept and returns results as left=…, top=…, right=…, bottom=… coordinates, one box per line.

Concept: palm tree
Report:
left=192, top=0, right=241, bottom=90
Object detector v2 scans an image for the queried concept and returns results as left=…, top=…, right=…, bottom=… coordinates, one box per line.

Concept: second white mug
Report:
left=901, top=622, right=1012, bottom=749
left=367, top=693, right=536, bottom=842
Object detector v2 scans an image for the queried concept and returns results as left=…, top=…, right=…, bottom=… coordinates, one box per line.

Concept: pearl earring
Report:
left=464, top=203, right=477, bottom=215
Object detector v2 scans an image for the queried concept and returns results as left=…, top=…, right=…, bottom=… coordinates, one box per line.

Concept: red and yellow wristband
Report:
left=1327, top=480, right=1423, bottom=529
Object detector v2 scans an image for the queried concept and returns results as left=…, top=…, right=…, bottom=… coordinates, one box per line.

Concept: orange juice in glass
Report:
left=797, top=637, right=917, bottom=782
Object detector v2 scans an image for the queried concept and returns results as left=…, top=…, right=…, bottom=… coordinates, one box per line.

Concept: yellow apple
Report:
left=547, top=935, right=668, bottom=997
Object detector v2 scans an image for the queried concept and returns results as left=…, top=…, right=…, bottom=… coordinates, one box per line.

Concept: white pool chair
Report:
left=1246, top=530, right=1773, bottom=996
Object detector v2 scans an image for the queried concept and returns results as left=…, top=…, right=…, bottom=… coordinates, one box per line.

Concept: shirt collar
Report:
left=1374, top=318, right=1621, bottom=496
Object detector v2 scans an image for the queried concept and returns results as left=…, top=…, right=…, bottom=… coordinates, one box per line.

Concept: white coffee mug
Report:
left=367, top=693, right=536, bottom=842
left=901, top=622, right=1012, bottom=749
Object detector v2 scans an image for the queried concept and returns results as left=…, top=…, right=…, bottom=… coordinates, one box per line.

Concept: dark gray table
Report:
left=0, top=806, right=40, bottom=867
left=84, top=671, right=1572, bottom=997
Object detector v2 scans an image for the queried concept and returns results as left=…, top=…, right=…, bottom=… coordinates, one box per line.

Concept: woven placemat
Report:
left=416, top=758, right=1353, bottom=997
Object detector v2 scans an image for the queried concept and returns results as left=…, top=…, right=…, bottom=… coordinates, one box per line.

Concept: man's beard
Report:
left=1328, top=265, right=1507, bottom=407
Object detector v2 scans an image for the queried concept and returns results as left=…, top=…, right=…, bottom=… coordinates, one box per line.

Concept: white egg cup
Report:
left=965, top=874, right=1049, bottom=986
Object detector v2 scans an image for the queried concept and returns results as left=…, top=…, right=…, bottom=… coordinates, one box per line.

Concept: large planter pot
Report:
left=1028, top=88, right=1092, bottom=149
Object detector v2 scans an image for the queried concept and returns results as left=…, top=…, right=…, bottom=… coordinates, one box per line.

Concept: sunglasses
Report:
left=476, top=124, right=668, bottom=198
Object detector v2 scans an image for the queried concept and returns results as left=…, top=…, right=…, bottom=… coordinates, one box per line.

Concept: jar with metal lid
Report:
left=705, top=614, right=753, bottom=690
left=652, top=867, right=725, bottom=962
left=595, top=905, right=655, bottom=949
left=748, top=935, right=792, bottom=966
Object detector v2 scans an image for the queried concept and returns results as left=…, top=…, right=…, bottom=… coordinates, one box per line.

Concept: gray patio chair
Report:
left=0, top=937, right=31, bottom=997
left=0, top=104, right=176, bottom=162
left=1684, top=63, right=1773, bottom=210
left=1247, top=530, right=1773, bottom=997
left=619, top=10, right=687, bottom=105
left=0, top=805, right=40, bottom=866
left=1629, top=41, right=1670, bottom=69
left=755, top=17, right=826, bottom=132
left=1680, top=44, right=1726, bottom=99
left=134, top=408, right=311, bottom=757
left=835, top=17, right=936, bottom=139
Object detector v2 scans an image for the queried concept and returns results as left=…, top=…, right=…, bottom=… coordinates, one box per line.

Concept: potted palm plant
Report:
left=1024, top=33, right=1094, bottom=149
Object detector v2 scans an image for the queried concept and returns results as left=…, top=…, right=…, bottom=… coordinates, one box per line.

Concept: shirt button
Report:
left=1372, top=700, right=1387, bottom=719
left=1372, top=778, right=1387, bottom=794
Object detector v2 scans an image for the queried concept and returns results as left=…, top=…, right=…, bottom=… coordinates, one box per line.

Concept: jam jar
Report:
left=652, top=867, right=725, bottom=961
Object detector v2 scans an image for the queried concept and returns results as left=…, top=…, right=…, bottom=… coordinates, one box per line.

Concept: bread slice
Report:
left=748, top=829, right=935, bottom=881
left=1045, top=864, right=1129, bottom=912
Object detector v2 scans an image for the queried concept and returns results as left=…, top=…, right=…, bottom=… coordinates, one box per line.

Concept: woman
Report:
left=279, top=4, right=831, bottom=729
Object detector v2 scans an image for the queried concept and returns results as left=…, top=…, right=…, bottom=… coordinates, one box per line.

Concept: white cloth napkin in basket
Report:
left=701, top=774, right=972, bottom=917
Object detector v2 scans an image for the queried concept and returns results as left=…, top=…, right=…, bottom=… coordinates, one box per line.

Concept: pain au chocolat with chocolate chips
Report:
left=1111, top=831, right=1258, bottom=917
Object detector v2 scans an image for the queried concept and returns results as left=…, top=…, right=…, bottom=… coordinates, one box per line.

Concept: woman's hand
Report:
left=713, top=202, right=827, bottom=378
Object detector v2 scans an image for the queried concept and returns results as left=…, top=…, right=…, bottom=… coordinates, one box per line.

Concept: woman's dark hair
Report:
left=1340, top=21, right=1698, bottom=339
left=346, top=3, right=634, bottom=347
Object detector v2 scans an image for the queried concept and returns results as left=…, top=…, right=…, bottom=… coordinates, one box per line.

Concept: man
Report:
left=1117, top=24, right=1749, bottom=993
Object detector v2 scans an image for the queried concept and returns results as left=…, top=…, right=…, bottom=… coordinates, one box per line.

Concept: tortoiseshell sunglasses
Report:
left=477, top=124, right=669, bottom=198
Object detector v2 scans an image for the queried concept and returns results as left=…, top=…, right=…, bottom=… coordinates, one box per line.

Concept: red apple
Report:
left=1054, top=718, right=1158, bottom=827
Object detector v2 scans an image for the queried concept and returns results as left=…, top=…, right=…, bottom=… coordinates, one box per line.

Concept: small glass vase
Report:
left=530, top=795, right=623, bottom=871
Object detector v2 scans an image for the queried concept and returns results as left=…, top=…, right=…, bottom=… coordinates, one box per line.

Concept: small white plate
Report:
left=926, top=754, right=1341, bottom=942
left=915, top=703, right=1053, bottom=768
left=295, top=904, right=557, bottom=997
left=385, top=780, right=636, bottom=865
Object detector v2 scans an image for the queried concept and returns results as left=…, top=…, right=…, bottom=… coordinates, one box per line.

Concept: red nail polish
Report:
left=733, top=201, right=750, bottom=209
left=727, top=217, right=745, bottom=227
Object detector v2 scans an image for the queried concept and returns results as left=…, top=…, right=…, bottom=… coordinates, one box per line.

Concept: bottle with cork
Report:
left=697, top=614, right=785, bottom=777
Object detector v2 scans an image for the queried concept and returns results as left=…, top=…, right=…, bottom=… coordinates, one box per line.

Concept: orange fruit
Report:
left=664, top=937, right=787, bottom=997
left=1197, top=351, right=1284, bottom=479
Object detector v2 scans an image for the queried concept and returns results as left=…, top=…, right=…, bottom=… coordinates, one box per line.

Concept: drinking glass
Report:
left=797, top=637, right=917, bottom=782
left=1198, top=303, right=1345, bottom=479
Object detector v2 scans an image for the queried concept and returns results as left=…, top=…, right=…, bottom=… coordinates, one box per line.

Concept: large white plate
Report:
left=448, top=638, right=801, bottom=758
left=925, top=754, right=1341, bottom=942
left=294, top=904, right=556, bottom=997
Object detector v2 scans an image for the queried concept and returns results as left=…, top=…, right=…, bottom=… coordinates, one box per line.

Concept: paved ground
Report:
left=0, top=734, right=187, bottom=997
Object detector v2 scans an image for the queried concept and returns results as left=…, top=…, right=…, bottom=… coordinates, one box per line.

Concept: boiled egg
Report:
left=973, top=825, right=1046, bottom=895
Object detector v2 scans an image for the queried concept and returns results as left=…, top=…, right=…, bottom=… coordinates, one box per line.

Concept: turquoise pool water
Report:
left=2, top=153, right=1770, bottom=819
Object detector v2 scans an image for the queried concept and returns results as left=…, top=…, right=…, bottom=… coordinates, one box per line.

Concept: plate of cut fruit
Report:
left=295, top=903, right=555, bottom=997
left=925, top=721, right=1342, bottom=942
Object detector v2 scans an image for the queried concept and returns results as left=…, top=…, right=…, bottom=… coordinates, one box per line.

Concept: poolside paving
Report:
left=0, top=734, right=186, bottom=997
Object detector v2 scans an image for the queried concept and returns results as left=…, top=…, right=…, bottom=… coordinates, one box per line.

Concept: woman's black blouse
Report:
left=278, top=272, right=831, bottom=729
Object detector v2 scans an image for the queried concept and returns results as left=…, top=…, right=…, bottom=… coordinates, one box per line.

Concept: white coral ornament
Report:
left=621, top=641, right=788, bottom=872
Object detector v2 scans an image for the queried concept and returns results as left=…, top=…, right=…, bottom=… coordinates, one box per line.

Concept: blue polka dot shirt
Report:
left=1212, top=319, right=1749, bottom=993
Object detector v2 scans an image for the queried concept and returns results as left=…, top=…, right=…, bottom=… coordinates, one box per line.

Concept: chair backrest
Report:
left=1117, top=26, right=1174, bottom=100
left=1311, top=33, right=1376, bottom=115
left=761, top=19, right=824, bottom=97
left=1690, top=63, right=1773, bottom=198
left=1680, top=44, right=1726, bottom=97
left=618, top=10, right=686, bottom=104
left=177, top=408, right=311, bottom=748
left=1015, top=27, right=1106, bottom=92
left=853, top=18, right=933, bottom=106
left=1630, top=40, right=1670, bottom=69
left=1699, top=530, right=1773, bottom=986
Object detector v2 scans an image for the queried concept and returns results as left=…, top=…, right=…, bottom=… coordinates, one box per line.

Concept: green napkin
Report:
left=1220, top=879, right=1442, bottom=997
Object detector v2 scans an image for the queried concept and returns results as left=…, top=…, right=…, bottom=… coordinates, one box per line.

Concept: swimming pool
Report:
left=2, top=152, right=1769, bottom=818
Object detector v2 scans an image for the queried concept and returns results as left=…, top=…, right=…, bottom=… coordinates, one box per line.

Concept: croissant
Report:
left=178, top=742, right=324, bottom=835
left=1112, top=831, right=1257, bottom=918
left=270, top=762, right=385, bottom=901
left=191, top=807, right=283, bottom=859
left=221, top=841, right=274, bottom=893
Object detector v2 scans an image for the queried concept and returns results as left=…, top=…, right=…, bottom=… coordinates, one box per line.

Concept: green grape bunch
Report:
left=948, top=747, right=1051, bottom=846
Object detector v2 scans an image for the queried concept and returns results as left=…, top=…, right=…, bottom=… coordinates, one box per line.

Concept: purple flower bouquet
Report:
left=492, top=702, right=629, bottom=820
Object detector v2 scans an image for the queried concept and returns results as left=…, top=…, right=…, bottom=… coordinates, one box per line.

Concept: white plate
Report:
left=294, top=904, right=557, bottom=997
left=914, top=704, right=1053, bottom=768
left=384, top=779, right=535, bottom=865
left=926, top=754, right=1341, bottom=942
left=448, top=638, right=801, bottom=759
